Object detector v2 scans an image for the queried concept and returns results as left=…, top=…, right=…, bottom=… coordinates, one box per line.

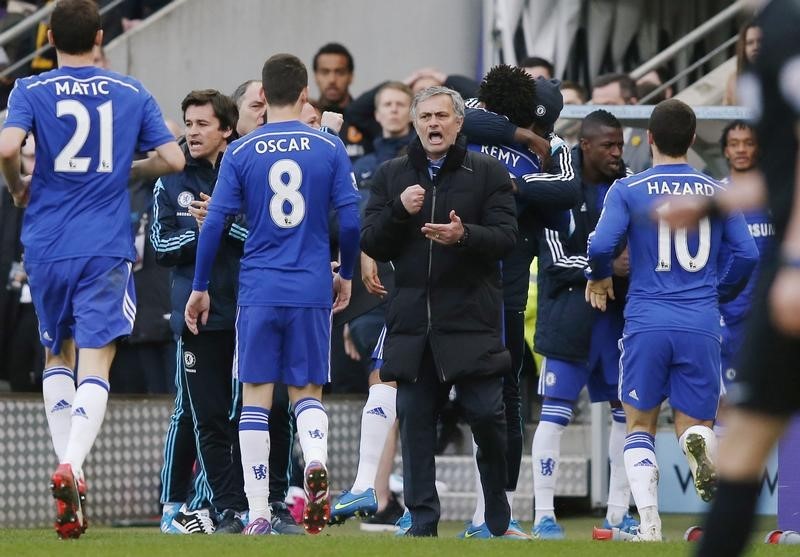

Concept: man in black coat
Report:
left=361, top=86, right=517, bottom=537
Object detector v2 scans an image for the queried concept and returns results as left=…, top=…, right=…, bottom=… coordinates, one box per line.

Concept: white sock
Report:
left=506, top=490, right=515, bottom=521
left=63, top=376, right=109, bottom=472
left=351, top=384, right=396, bottom=493
left=294, top=398, right=328, bottom=467
left=606, top=419, right=631, bottom=526
left=239, top=406, right=271, bottom=521
left=42, top=366, right=76, bottom=462
left=623, top=432, right=660, bottom=527
left=532, top=418, right=568, bottom=525
left=470, top=436, right=485, bottom=526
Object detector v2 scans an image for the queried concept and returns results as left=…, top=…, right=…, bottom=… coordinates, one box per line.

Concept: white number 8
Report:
left=268, top=159, right=305, bottom=228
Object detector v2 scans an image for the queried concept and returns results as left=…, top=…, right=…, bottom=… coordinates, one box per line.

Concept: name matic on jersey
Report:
left=646, top=180, right=716, bottom=196
left=55, top=80, right=112, bottom=96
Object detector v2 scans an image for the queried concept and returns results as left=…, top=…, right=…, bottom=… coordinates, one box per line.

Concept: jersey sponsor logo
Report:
left=634, top=458, right=655, bottom=467
left=72, top=407, right=89, bottom=419
left=42, top=330, right=52, bottom=341
left=748, top=222, right=775, bottom=238
left=177, top=191, right=194, bottom=208
left=628, top=389, right=639, bottom=401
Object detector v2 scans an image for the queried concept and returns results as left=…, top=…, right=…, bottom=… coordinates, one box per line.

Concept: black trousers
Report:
left=160, top=339, right=206, bottom=508
left=182, top=330, right=247, bottom=513
left=397, top=341, right=510, bottom=536
left=503, top=309, right=526, bottom=491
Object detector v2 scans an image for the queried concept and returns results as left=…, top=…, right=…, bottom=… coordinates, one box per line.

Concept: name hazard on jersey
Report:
left=647, top=180, right=716, bottom=196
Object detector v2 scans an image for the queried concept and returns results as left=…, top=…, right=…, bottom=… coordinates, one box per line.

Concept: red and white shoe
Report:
left=302, top=461, right=330, bottom=535
left=50, top=463, right=85, bottom=539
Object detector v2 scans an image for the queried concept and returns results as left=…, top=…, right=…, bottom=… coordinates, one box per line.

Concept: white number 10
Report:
left=656, top=203, right=711, bottom=272
left=54, top=99, right=113, bottom=173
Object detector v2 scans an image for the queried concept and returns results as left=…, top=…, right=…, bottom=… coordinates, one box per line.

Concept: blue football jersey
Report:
left=718, top=207, right=775, bottom=324
left=587, top=163, right=758, bottom=338
left=3, top=65, right=174, bottom=263
left=208, top=120, right=360, bottom=307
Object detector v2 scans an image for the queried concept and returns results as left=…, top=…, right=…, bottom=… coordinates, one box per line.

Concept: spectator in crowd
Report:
left=717, top=121, right=773, bottom=394
left=585, top=99, right=758, bottom=542
left=344, top=67, right=478, bottom=157
left=152, top=89, right=246, bottom=534
left=532, top=109, right=634, bottom=539
left=635, top=66, right=674, bottom=104
left=591, top=73, right=650, bottom=172
left=557, top=80, right=586, bottom=146
left=724, top=19, right=761, bottom=106
left=361, top=86, right=516, bottom=537
left=519, top=55, right=554, bottom=79
left=312, top=42, right=369, bottom=160
left=184, top=53, right=360, bottom=536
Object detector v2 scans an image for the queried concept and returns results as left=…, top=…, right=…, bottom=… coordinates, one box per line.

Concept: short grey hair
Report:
left=410, top=86, right=465, bottom=121
left=231, top=79, right=260, bottom=109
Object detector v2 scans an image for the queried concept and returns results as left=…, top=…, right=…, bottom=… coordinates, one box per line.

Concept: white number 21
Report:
left=54, top=99, right=113, bottom=173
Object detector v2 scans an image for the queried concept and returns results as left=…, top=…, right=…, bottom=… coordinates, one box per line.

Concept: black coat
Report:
left=361, top=135, right=517, bottom=383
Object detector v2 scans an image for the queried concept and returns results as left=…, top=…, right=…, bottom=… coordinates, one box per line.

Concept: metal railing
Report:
left=0, top=0, right=127, bottom=81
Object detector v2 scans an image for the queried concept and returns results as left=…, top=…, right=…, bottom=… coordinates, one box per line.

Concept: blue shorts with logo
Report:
left=618, top=330, right=721, bottom=421
left=720, top=317, right=746, bottom=389
left=234, top=305, right=331, bottom=386
left=538, top=312, right=622, bottom=402
left=25, top=257, right=135, bottom=355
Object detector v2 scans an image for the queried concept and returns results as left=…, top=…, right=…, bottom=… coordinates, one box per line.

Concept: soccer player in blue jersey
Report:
left=184, top=53, right=360, bottom=536
left=717, top=121, right=774, bottom=392
left=585, top=99, right=758, bottom=541
left=0, top=0, right=183, bottom=539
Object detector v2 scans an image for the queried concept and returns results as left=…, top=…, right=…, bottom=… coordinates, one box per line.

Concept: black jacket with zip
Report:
left=361, top=134, right=517, bottom=383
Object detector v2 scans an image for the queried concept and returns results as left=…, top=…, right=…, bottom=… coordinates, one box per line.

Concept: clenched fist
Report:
left=401, top=184, right=426, bottom=215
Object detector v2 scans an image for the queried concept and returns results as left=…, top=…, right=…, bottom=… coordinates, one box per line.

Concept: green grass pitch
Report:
left=1, top=515, right=796, bottom=556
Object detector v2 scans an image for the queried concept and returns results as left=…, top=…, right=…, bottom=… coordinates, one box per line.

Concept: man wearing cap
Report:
left=457, top=67, right=581, bottom=539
